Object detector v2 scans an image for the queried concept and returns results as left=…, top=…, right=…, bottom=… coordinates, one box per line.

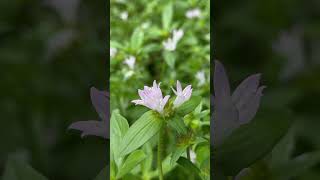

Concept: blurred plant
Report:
left=68, top=87, right=109, bottom=139
left=212, top=60, right=265, bottom=145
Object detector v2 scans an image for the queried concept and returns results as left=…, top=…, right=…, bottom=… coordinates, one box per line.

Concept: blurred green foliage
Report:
left=213, top=0, right=320, bottom=179
left=0, top=0, right=108, bottom=179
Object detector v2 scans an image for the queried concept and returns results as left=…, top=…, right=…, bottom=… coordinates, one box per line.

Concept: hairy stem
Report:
left=158, top=124, right=164, bottom=180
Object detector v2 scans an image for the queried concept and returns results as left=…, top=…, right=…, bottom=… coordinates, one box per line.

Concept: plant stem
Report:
left=187, top=146, right=191, bottom=160
left=158, top=124, right=164, bottom=180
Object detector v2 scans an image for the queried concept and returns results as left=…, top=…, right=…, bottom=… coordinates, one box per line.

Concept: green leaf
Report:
left=176, top=96, right=201, bottom=116
left=2, top=157, right=48, bottom=180
left=213, top=109, right=292, bottom=176
left=270, top=128, right=294, bottom=168
left=116, top=150, right=146, bottom=178
left=163, top=52, right=175, bottom=69
left=168, top=115, right=187, bottom=135
left=111, top=110, right=129, bottom=162
left=271, top=151, right=320, bottom=180
left=93, top=165, right=109, bottom=180
left=162, top=3, right=173, bottom=30
left=130, top=28, right=144, bottom=50
left=171, top=145, right=188, bottom=165
left=141, top=143, right=153, bottom=173
left=177, top=157, right=201, bottom=178
left=119, top=111, right=162, bottom=157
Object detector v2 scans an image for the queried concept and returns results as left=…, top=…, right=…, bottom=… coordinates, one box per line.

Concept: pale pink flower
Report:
left=132, top=81, right=170, bottom=114
left=172, top=80, right=192, bottom=108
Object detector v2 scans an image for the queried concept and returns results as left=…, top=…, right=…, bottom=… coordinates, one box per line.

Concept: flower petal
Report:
left=238, top=86, right=266, bottom=124
left=69, top=120, right=108, bottom=139
left=213, top=60, right=239, bottom=145
left=90, top=87, right=109, bottom=122
left=176, top=80, right=182, bottom=93
left=232, top=74, right=261, bottom=105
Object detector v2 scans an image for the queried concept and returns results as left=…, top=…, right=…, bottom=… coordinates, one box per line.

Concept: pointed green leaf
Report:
left=177, top=157, right=201, bottom=178
left=162, top=3, right=173, bottom=30
left=116, top=150, right=146, bottom=178
left=168, top=116, right=187, bottom=134
left=111, top=109, right=129, bottom=162
left=213, top=109, right=292, bottom=176
left=171, top=145, right=188, bottom=165
left=130, top=28, right=144, bottom=50
left=119, top=111, right=162, bottom=157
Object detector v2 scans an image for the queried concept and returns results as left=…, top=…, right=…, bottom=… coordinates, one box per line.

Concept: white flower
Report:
left=120, top=11, right=128, bottom=21
left=132, top=81, right=170, bottom=114
left=110, top=47, right=117, bottom=58
left=196, top=70, right=206, bottom=86
left=172, top=29, right=184, bottom=42
left=163, top=38, right=177, bottom=51
left=190, top=150, right=197, bottom=163
left=172, top=80, right=192, bottom=108
left=163, top=29, right=184, bottom=51
left=185, top=8, right=201, bottom=19
left=124, top=56, right=135, bottom=69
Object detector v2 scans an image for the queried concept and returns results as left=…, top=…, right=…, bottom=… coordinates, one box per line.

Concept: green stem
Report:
left=187, top=146, right=191, bottom=161
left=158, top=124, right=164, bottom=180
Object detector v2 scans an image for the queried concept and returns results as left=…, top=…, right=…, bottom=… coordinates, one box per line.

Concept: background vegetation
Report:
left=0, top=0, right=107, bottom=179
left=213, top=0, right=320, bottom=179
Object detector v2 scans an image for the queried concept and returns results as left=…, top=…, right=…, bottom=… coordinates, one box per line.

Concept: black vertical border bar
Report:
left=106, top=0, right=110, bottom=179
left=210, top=0, right=214, bottom=179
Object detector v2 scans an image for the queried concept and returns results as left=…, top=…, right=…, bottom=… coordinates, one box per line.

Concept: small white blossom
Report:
left=110, top=47, right=117, bottom=58
left=120, top=11, right=128, bottom=21
left=172, top=80, right=192, bottom=108
left=124, top=56, right=135, bottom=69
left=186, top=8, right=201, bottom=19
left=163, top=38, right=177, bottom=51
left=132, top=81, right=170, bottom=114
left=172, top=29, right=184, bottom=42
left=190, top=150, right=197, bottom=163
left=196, top=70, right=206, bottom=86
left=163, top=29, right=184, bottom=51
